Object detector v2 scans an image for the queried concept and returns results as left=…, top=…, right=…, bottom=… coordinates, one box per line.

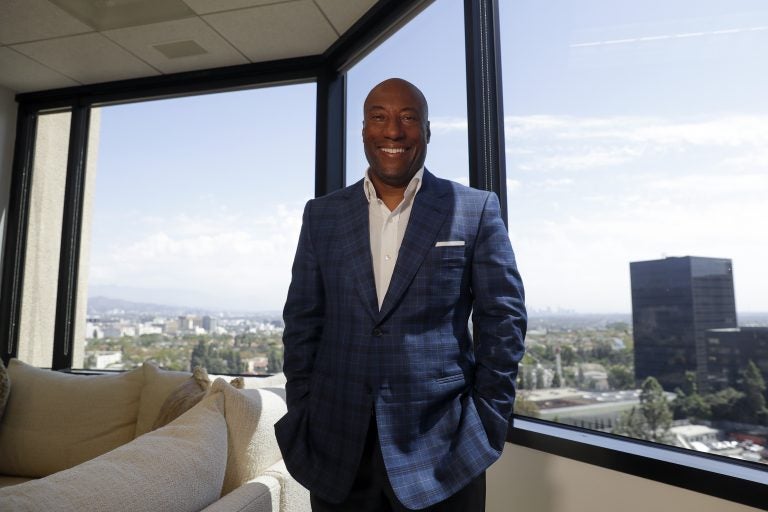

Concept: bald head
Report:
left=362, top=78, right=431, bottom=191
left=364, top=78, right=429, bottom=121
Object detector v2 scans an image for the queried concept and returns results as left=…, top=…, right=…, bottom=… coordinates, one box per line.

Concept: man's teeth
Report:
left=381, top=148, right=406, bottom=154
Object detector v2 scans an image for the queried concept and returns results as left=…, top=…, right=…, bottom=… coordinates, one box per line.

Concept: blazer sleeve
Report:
left=471, top=192, right=527, bottom=451
left=282, top=200, right=325, bottom=410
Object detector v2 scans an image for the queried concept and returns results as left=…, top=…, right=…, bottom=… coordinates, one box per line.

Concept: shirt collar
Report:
left=363, top=167, right=424, bottom=204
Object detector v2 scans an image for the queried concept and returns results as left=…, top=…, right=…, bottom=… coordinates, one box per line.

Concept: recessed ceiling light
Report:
left=50, top=0, right=194, bottom=31
left=153, top=40, right=208, bottom=59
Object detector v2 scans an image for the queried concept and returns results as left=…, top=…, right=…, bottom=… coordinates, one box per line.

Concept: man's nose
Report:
left=383, top=118, right=404, bottom=139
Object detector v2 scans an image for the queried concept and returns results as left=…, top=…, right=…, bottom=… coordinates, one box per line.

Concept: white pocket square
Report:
left=435, top=240, right=465, bottom=247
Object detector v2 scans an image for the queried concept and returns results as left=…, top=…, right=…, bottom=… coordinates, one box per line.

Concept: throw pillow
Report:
left=0, top=359, right=9, bottom=422
left=151, top=366, right=210, bottom=430
left=0, top=359, right=144, bottom=478
left=0, top=392, right=228, bottom=512
left=134, top=361, right=191, bottom=437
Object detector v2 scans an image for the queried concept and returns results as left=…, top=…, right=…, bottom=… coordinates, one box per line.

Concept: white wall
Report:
left=488, top=444, right=761, bottom=512
left=0, top=86, right=17, bottom=274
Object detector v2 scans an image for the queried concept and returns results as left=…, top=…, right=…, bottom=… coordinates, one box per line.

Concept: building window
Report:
left=501, top=0, right=768, bottom=466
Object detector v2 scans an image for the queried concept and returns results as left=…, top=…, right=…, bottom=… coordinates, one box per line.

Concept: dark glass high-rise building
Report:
left=706, top=327, right=768, bottom=390
left=630, top=256, right=737, bottom=391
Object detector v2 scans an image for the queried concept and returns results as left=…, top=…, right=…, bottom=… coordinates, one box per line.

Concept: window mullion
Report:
left=52, top=104, right=90, bottom=371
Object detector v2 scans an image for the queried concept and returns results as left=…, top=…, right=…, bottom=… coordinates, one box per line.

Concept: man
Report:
left=275, top=78, right=526, bottom=511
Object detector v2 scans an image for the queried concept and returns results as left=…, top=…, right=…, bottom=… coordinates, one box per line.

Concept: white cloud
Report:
left=570, top=26, right=768, bottom=48
left=88, top=205, right=304, bottom=310
left=505, top=114, right=768, bottom=174
left=429, top=117, right=468, bottom=133
left=503, top=112, right=768, bottom=312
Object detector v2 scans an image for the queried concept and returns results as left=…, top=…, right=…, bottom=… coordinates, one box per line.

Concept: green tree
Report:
left=190, top=339, right=207, bottom=369
left=577, top=365, right=585, bottom=387
left=736, top=361, right=768, bottom=424
left=517, top=368, right=527, bottom=390
left=514, top=394, right=540, bottom=418
left=614, top=377, right=674, bottom=442
left=672, top=371, right=710, bottom=421
left=639, top=377, right=672, bottom=442
left=535, top=367, right=545, bottom=389
left=706, top=387, right=745, bottom=421
left=267, top=345, right=283, bottom=373
left=608, top=365, right=634, bottom=390
left=612, top=406, right=648, bottom=439
left=559, top=345, right=575, bottom=367
left=680, top=371, right=698, bottom=396
left=552, top=371, right=562, bottom=388
left=523, top=366, right=534, bottom=390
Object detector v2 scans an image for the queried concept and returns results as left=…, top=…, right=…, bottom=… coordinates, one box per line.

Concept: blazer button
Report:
left=372, top=328, right=383, bottom=337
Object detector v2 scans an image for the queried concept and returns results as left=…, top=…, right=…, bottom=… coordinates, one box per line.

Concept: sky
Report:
left=87, top=0, right=768, bottom=314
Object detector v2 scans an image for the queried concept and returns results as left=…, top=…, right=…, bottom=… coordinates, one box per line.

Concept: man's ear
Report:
left=426, top=121, right=431, bottom=143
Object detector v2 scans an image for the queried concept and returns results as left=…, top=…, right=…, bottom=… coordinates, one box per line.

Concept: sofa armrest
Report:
left=263, top=459, right=311, bottom=512
left=200, top=475, right=280, bottom=512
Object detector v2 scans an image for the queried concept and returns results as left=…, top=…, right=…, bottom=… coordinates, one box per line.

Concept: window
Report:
left=501, top=0, right=768, bottom=467
left=75, top=85, right=315, bottom=373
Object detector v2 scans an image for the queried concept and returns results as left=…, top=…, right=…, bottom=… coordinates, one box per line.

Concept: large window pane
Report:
left=502, top=0, right=768, bottom=465
left=346, top=0, right=468, bottom=186
left=78, top=84, right=315, bottom=372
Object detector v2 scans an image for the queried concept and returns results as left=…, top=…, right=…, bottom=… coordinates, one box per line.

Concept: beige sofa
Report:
left=0, top=359, right=310, bottom=512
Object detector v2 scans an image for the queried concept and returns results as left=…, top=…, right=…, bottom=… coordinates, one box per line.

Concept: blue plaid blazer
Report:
left=275, top=169, right=526, bottom=509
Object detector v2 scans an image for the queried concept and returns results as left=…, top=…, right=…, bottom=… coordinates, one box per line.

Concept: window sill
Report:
left=507, top=417, right=767, bottom=510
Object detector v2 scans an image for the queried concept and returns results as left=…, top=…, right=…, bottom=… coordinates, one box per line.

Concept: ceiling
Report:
left=0, top=0, right=379, bottom=94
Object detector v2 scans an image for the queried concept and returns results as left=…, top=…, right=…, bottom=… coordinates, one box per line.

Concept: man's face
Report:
left=363, top=80, right=430, bottom=188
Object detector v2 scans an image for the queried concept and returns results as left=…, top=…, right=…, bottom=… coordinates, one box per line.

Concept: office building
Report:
left=707, top=327, right=768, bottom=389
left=630, top=256, right=737, bottom=391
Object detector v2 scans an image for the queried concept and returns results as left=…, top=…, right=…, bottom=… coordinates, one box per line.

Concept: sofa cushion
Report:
left=0, top=359, right=9, bottom=422
left=0, top=392, right=228, bottom=512
left=0, top=359, right=144, bottom=477
left=199, top=474, right=281, bottom=512
left=134, top=362, right=191, bottom=437
left=152, top=366, right=210, bottom=430
left=210, top=378, right=287, bottom=496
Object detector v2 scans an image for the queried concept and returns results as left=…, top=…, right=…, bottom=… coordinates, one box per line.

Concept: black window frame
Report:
left=0, top=1, right=764, bottom=508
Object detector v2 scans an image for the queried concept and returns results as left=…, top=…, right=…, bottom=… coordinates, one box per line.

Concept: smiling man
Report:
left=276, top=78, right=527, bottom=511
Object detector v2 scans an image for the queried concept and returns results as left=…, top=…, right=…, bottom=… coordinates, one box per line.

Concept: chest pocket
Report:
left=435, top=246, right=467, bottom=267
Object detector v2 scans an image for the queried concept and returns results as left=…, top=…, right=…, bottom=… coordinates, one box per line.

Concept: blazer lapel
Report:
left=338, top=181, right=379, bottom=320
left=377, top=170, right=450, bottom=321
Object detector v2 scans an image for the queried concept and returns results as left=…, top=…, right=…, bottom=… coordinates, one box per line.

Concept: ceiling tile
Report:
left=203, top=0, right=338, bottom=62
left=181, top=0, right=287, bottom=16
left=0, top=0, right=92, bottom=45
left=103, top=18, right=248, bottom=74
left=0, top=47, right=80, bottom=93
left=48, top=0, right=195, bottom=31
left=315, top=0, right=378, bottom=35
left=12, top=33, right=160, bottom=85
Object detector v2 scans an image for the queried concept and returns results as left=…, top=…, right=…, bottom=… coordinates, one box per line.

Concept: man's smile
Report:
left=380, top=147, right=408, bottom=154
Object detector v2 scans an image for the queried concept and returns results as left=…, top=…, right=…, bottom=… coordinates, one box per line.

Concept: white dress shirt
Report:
left=364, top=168, right=424, bottom=309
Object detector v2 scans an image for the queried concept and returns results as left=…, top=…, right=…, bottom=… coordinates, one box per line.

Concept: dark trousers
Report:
left=310, top=416, right=486, bottom=512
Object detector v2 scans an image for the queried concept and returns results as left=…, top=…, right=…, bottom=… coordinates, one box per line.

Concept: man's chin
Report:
left=370, top=166, right=417, bottom=187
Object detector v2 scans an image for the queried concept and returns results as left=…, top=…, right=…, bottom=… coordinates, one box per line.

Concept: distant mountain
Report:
left=87, top=296, right=283, bottom=320
left=86, top=284, right=283, bottom=317
left=87, top=296, right=214, bottom=316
